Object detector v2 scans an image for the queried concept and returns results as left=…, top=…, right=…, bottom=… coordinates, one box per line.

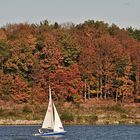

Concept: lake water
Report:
left=0, top=125, right=139, bottom=140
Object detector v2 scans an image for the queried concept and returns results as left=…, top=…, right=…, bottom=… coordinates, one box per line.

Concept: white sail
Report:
left=42, top=86, right=54, bottom=129
left=53, top=103, right=64, bottom=132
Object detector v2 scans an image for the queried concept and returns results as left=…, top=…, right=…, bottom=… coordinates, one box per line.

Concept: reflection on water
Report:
left=32, top=137, right=65, bottom=140
left=36, top=134, right=69, bottom=140
left=47, top=138, right=65, bottom=140
left=33, top=136, right=65, bottom=140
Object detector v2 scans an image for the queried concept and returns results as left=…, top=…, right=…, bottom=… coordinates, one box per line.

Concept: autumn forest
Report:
left=0, top=20, right=140, bottom=105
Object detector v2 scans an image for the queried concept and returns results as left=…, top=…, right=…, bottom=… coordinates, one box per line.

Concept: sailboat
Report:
left=34, top=86, right=67, bottom=137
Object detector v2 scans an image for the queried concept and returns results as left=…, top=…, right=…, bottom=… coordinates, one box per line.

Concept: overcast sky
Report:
left=0, top=0, right=140, bottom=28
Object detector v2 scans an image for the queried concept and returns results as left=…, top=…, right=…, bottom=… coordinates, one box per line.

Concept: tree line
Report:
left=0, top=20, right=140, bottom=104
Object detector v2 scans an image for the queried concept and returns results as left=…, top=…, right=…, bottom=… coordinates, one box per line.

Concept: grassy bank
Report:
left=0, top=100, right=140, bottom=125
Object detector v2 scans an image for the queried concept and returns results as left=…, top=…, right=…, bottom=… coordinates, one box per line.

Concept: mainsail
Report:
left=42, top=86, right=54, bottom=129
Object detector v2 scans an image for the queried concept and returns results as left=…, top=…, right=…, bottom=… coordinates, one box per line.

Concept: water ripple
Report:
left=0, top=125, right=139, bottom=140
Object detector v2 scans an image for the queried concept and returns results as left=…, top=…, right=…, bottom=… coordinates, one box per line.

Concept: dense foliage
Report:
left=0, top=20, right=140, bottom=104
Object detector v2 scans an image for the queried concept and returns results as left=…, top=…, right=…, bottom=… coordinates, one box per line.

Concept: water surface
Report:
left=0, top=125, right=139, bottom=140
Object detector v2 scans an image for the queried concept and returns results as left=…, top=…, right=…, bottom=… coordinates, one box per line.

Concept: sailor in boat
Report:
left=38, top=128, right=54, bottom=134
left=38, top=128, right=43, bottom=134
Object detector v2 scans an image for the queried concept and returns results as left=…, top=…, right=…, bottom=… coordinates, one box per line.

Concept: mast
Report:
left=84, top=79, right=87, bottom=102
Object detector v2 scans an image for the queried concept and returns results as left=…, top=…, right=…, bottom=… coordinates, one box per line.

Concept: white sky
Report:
left=0, top=0, right=140, bottom=28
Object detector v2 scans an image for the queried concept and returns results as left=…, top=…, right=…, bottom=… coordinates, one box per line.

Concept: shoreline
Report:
left=0, top=119, right=139, bottom=125
left=0, top=101, right=139, bottom=126
left=0, top=119, right=42, bottom=125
